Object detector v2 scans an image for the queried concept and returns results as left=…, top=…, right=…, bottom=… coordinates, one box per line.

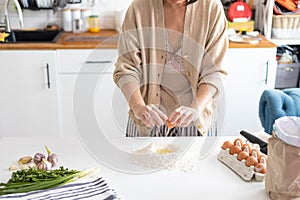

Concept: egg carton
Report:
left=217, top=149, right=265, bottom=182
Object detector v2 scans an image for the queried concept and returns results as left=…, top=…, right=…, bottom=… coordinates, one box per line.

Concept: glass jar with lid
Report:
left=88, top=15, right=100, bottom=33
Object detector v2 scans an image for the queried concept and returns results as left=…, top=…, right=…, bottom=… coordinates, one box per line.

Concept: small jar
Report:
left=88, top=15, right=100, bottom=33
left=62, top=9, right=72, bottom=32
left=81, top=9, right=91, bottom=32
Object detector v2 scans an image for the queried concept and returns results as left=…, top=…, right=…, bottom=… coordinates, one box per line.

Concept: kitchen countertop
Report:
left=0, top=30, right=276, bottom=50
left=0, top=30, right=119, bottom=50
left=0, top=136, right=269, bottom=200
left=229, top=34, right=277, bottom=48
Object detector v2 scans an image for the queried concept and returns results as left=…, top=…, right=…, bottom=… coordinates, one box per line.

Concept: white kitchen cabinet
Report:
left=57, top=49, right=128, bottom=137
left=0, top=50, right=60, bottom=137
left=221, top=47, right=277, bottom=135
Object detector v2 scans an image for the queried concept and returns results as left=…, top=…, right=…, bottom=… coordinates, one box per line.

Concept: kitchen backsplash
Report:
left=0, top=0, right=132, bottom=30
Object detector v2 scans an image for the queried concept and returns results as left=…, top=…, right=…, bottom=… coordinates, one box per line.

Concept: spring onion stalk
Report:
left=0, top=167, right=99, bottom=196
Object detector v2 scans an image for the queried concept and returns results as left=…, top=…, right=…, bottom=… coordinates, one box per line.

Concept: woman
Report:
left=113, top=0, right=228, bottom=136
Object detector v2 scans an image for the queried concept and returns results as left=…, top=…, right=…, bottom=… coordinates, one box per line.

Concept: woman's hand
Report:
left=168, top=106, right=199, bottom=127
left=132, top=104, right=168, bottom=127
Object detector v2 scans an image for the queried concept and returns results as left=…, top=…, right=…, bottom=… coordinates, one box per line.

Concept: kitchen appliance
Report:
left=228, top=0, right=252, bottom=22
left=66, top=0, right=81, bottom=8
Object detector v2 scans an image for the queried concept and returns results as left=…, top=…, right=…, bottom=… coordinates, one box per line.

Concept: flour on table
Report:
left=130, top=142, right=199, bottom=172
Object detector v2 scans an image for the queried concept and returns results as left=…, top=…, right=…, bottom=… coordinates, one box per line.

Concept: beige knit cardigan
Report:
left=113, top=0, right=228, bottom=136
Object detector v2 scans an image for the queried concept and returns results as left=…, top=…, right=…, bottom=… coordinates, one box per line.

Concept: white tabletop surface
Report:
left=0, top=136, right=269, bottom=200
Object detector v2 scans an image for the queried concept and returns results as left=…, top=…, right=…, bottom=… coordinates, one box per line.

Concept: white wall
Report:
left=0, top=0, right=132, bottom=30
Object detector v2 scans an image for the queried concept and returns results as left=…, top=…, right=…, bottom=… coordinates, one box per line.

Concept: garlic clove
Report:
left=9, top=165, right=19, bottom=171
left=29, top=163, right=37, bottom=169
left=34, top=153, right=46, bottom=164
left=37, top=158, right=52, bottom=171
left=47, top=153, right=58, bottom=167
left=21, top=164, right=29, bottom=170
left=18, top=156, right=33, bottom=165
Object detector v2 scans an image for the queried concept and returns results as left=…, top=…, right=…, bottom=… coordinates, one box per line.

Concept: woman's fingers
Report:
left=150, top=104, right=168, bottom=122
left=133, top=104, right=167, bottom=127
left=169, top=106, right=199, bottom=127
left=141, top=112, right=153, bottom=127
left=147, top=104, right=167, bottom=126
left=169, top=107, right=183, bottom=124
left=148, top=109, right=164, bottom=126
left=179, top=114, right=193, bottom=127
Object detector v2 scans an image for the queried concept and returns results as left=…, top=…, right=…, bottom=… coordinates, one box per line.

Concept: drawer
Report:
left=57, top=49, right=118, bottom=73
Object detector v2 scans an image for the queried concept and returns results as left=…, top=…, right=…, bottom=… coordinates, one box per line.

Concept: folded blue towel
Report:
left=0, top=177, right=120, bottom=200
left=259, top=88, right=300, bottom=134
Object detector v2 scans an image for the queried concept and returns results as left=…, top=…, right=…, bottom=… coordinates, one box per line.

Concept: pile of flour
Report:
left=130, top=141, right=199, bottom=172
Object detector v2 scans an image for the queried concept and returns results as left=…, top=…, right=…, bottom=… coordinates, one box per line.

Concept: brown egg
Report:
left=237, top=151, right=249, bottom=161
left=245, top=156, right=258, bottom=167
left=254, top=163, right=266, bottom=174
left=222, top=141, right=234, bottom=150
left=230, top=145, right=242, bottom=155
left=167, top=120, right=176, bottom=129
left=234, top=138, right=243, bottom=147
left=259, top=154, right=267, bottom=164
left=251, top=149, right=260, bottom=159
left=242, top=143, right=252, bottom=153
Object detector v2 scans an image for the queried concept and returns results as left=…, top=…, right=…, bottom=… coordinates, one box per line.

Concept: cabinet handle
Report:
left=281, top=67, right=294, bottom=72
left=265, top=61, right=269, bottom=85
left=46, top=63, right=51, bottom=89
left=85, top=61, right=112, bottom=64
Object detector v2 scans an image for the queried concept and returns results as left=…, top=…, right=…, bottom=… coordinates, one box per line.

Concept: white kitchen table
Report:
left=0, top=137, right=269, bottom=200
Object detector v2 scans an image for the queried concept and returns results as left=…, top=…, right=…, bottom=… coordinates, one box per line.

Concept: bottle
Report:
left=73, top=18, right=83, bottom=33
left=81, top=9, right=91, bottom=32
left=114, top=9, right=126, bottom=33
left=71, top=9, right=82, bottom=33
left=88, top=15, right=100, bottom=33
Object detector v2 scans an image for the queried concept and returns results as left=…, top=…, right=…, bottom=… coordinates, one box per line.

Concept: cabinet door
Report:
left=221, top=48, right=277, bottom=135
left=0, top=51, right=60, bottom=137
left=57, top=49, right=117, bottom=73
left=59, top=72, right=128, bottom=137
left=57, top=49, right=125, bottom=137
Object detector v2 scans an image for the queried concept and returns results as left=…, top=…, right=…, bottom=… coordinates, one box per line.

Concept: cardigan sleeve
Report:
left=198, top=0, right=228, bottom=97
left=113, top=3, right=143, bottom=90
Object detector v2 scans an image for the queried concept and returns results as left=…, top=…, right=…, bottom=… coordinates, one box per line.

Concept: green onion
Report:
left=0, top=167, right=98, bottom=196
